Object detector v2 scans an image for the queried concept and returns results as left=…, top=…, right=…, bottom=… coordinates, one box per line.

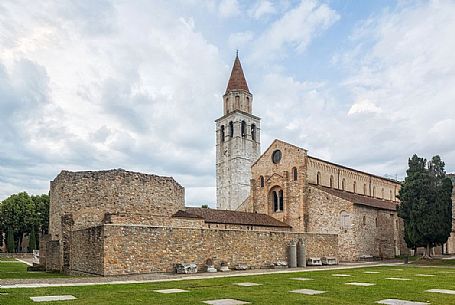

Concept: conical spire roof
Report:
left=226, top=54, right=250, bottom=94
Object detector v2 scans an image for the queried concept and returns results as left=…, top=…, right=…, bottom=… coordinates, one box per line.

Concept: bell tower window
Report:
left=241, top=121, right=246, bottom=137
left=251, top=124, right=256, bottom=141
left=229, top=121, right=234, bottom=137
left=220, top=125, right=225, bottom=142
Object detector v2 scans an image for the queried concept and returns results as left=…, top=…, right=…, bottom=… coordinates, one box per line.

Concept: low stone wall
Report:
left=98, top=224, right=337, bottom=275
left=45, top=240, right=61, bottom=272
left=70, top=226, right=104, bottom=275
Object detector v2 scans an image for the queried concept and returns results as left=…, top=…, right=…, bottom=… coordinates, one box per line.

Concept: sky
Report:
left=1, top=0, right=454, bottom=206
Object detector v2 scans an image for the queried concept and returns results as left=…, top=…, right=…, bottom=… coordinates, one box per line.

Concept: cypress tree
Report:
left=7, top=228, right=15, bottom=253
left=398, top=154, right=453, bottom=257
left=29, top=226, right=37, bottom=252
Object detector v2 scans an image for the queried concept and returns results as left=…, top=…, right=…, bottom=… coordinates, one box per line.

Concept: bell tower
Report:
left=216, top=54, right=261, bottom=210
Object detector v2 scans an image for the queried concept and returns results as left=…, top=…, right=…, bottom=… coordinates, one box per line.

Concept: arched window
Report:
left=271, top=187, right=284, bottom=212
left=342, top=178, right=346, bottom=190
left=220, top=125, right=225, bottom=142
left=330, top=175, right=334, bottom=188
left=241, top=121, right=246, bottom=137
left=229, top=121, right=234, bottom=137
left=353, top=181, right=357, bottom=193
left=251, top=124, right=256, bottom=141
left=260, top=176, right=264, bottom=187
left=293, top=167, right=298, bottom=181
left=381, top=188, right=384, bottom=199
left=235, top=95, right=240, bottom=107
left=363, top=184, right=367, bottom=195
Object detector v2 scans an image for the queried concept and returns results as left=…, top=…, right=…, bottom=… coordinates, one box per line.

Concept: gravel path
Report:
left=0, top=262, right=401, bottom=288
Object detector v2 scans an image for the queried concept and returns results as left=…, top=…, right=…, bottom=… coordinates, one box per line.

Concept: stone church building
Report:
left=40, top=55, right=454, bottom=275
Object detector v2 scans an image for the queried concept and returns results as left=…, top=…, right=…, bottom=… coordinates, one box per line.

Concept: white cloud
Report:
left=0, top=1, right=226, bottom=205
left=348, top=99, right=382, bottom=115
left=218, top=0, right=240, bottom=17
left=250, top=0, right=339, bottom=62
left=248, top=0, right=276, bottom=19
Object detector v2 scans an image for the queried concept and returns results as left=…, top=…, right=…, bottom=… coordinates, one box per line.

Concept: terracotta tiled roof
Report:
left=226, top=55, right=250, bottom=93
left=310, top=183, right=398, bottom=211
left=173, top=207, right=290, bottom=228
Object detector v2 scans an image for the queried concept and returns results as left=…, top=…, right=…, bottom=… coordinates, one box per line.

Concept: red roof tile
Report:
left=173, top=207, right=290, bottom=228
left=226, top=55, right=250, bottom=93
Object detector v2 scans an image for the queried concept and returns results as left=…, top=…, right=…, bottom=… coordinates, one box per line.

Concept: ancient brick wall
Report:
left=307, top=186, right=398, bottom=261
left=307, top=156, right=400, bottom=202
left=98, top=225, right=337, bottom=275
left=49, top=169, right=184, bottom=239
left=70, top=226, right=104, bottom=275
left=45, top=240, right=61, bottom=272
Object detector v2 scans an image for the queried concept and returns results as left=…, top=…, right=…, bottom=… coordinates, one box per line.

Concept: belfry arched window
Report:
left=251, top=124, right=256, bottom=141
left=220, top=125, right=225, bottom=142
left=241, top=121, right=247, bottom=137
left=316, top=172, right=321, bottom=185
left=229, top=121, right=234, bottom=137
left=260, top=176, right=264, bottom=187
left=293, top=167, right=298, bottom=181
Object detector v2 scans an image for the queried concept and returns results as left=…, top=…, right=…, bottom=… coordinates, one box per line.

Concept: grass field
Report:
left=0, top=260, right=68, bottom=280
left=1, top=263, right=454, bottom=304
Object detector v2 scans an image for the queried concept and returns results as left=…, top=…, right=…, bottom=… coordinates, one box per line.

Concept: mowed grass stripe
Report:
left=0, top=266, right=454, bottom=304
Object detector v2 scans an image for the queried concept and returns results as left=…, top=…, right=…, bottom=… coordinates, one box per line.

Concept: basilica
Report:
left=40, top=55, right=454, bottom=276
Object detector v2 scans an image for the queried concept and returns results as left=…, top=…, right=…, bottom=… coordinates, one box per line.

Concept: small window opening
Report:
left=229, top=121, right=234, bottom=137
left=330, top=175, right=334, bottom=188
left=342, top=178, right=346, bottom=190
left=293, top=167, right=298, bottom=181
left=260, top=176, right=264, bottom=187
left=241, top=121, right=246, bottom=137
left=251, top=124, right=256, bottom=141
left=220, top=125, right=225, bottom=142
left=353, top=181, right=356, bottom=193
left=316, top=171, right=321, bottom=185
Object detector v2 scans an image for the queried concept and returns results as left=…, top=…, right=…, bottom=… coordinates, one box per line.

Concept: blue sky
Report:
left=0, top=0, right=454, bottom=206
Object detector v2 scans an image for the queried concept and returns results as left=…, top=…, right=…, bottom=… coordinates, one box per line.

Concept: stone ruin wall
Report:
left=49, top=169, right=185, bottom=239
left=307, top=157, right=400, bottom=202
left=70, top=226, right=104, bottom=275
left=89, top=225, right=337, bottom=275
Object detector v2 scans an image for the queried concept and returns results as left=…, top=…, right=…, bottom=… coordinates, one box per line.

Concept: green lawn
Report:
left=1, top=265, right=455, bottom=304
left=0, top=260, right=68, bottom=279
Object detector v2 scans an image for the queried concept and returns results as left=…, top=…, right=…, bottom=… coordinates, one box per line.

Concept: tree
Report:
left=0, top=192, right=49, bottom=252
left=28, top=226, right=37, bottom=252
left=398, top=154, right=453, bottom=257
left=7, top=228, right=15, bottom=253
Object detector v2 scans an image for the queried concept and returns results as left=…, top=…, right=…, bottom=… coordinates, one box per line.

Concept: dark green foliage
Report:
left=28, top=226, right=37, bottom=252
left=398, top=154, right=453, bottom=253
left=0, top=192, right=49, bottom=252
left=7, top=228, right=15, bottom=253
